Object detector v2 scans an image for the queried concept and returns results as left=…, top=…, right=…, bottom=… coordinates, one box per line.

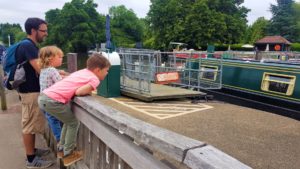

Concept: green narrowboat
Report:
left=195, top=58, right=300, bottom=112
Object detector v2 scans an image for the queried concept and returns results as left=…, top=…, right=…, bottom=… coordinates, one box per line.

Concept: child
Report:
left=38, top=46, right=66, bottom=152
left=38, top=53, right=110, bottom=166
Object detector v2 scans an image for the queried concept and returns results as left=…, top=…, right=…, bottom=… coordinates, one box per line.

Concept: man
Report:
left=16, top=17, right=52, bottom=168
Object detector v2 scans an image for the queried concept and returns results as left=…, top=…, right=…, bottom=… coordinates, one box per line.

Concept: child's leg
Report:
left=59, top=124, right=66, bottom=148
left=45, top=111, right=62, bottom=142
left=48, top=102, right=79, bottom=156
left=38, top=95, right=82, bottom=165
left=63, top=116, right=80, bottom=156
left=57, top=124, right=66, bottom=159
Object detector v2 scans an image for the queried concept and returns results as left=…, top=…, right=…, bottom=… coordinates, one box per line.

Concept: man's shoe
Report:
left=63, top=151, right=83, bottom=166
left=26, top=156, right=53, bottom=168
left=35, top=148, right=51, bottom=157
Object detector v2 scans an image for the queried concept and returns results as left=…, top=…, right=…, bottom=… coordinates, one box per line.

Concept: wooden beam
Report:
left=73, top=105, right=171, bottom=169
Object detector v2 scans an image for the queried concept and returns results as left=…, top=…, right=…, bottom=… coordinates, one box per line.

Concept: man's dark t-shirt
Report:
left=15, top=38, right=40, bottom=93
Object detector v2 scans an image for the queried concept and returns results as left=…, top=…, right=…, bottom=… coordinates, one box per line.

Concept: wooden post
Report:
left=67, top=53, right=78, bottom=73
left=0, top=66, right=7, bottom=110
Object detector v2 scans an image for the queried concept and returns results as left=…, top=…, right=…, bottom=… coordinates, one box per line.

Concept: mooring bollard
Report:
left=67, top=53, right=78, bottom=73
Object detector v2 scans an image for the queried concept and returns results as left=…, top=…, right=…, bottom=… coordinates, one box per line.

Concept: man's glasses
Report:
left=38, top=29, right=48, bottom=33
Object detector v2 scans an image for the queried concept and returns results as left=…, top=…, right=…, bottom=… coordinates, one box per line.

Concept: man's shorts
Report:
left=19, top=92, right=45, bottom=134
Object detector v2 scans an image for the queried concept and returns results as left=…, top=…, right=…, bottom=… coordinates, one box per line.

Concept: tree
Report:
left=244, top=17, right=269, bottom=44
left=109, top=5, right=144, bottom=48
left=148, top=0, right=249, bottom=50
left=148, top=0, right=190, bottom=49
left=0, top=23, right=24, bottom=46
left=45, top=0, right=105, bottom=53
left=268, top=0, right=299, bottom=42
left=292, top=2, right=300, bottom=42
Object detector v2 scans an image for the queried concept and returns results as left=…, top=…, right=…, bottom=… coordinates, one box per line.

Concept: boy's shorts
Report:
left=19, top=92, right=46, bottom=134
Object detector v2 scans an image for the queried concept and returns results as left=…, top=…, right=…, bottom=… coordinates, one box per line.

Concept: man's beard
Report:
left=36, top=34, right=45, bottom=43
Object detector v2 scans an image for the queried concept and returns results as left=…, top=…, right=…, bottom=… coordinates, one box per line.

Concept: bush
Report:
left=213, top=44, right=254, bottom=51
left=291, top=43, right=300, bottom=51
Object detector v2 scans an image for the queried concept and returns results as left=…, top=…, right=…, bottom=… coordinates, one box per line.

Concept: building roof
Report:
left=255, top=36, right=291, bottom=45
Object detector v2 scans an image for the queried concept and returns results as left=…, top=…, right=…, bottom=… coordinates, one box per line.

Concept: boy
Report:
left=38, top=53, right=110, bottom=166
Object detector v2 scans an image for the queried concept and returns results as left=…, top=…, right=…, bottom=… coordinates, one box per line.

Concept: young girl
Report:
left=38, top=46, right=66, bottom=153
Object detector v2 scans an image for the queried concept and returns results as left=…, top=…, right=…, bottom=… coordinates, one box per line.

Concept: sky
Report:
left=0, top=0, right=300, bottom=30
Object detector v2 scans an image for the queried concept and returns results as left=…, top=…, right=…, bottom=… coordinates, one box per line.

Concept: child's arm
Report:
left=29, top=58, right=41, bottom=74
left=58, top=70, right=69, bottom=78
left=75, top=84, right=94, bottom=96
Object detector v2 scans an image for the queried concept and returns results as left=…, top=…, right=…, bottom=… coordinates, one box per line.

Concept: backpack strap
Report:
left=15, top=39, right=33, bottom=64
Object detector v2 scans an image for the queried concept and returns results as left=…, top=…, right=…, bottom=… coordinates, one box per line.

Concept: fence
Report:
left=44, top=96, right=252, bottom=169
left=118, top=51, right=223, bottom=95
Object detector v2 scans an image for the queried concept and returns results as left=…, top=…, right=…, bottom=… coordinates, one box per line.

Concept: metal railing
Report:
left=118, top=50, right=223, bottom=95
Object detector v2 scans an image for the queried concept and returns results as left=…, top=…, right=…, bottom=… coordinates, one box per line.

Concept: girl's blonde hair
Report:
left=38, top=46, right=63, bottom=68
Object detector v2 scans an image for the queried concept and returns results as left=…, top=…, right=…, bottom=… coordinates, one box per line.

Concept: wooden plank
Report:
left=83, top=126, right=91, bottom=166
left=89, top=132, right=99, bottom=169
left=106, top=147, right=112, bottom=169
left=74, top=96, right=205, bottom=162
left=98, top=139, right=106, bottom=169
left=73, top=105, right=172, bottom=169
left=72, top=161, right=89, bottom=169
left=77, top=124, right=84, bottom=150
left=184, top=145, right=252, bottom=169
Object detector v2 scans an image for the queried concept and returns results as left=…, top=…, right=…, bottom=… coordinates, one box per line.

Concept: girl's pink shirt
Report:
left=43, top=69, right=100, bottom=103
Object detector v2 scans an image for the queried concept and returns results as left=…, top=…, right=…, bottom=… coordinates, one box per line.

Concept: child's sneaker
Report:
left=56, top=143, right=64, bottom=158
left=35, top=148, right=51, bottom=157
left=26, top=156, right=53, bottom=168
left=63, top=150, right=83, bottom=166
left=57, top=143, right=63, bottom=152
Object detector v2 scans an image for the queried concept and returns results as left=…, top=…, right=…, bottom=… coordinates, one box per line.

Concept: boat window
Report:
left=261, top=73, right=296, bottom=96
left=200, top=65, right=218, bottom=81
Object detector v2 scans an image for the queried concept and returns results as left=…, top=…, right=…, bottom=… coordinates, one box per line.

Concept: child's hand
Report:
left=58, top=70, right=69, bottom=78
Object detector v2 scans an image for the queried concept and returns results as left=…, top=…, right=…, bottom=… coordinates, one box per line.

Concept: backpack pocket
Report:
left=12, top=61, right=27, bottom=89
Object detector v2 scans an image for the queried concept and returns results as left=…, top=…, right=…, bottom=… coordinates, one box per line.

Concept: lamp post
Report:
left=8, top=34, right=11, bottom=47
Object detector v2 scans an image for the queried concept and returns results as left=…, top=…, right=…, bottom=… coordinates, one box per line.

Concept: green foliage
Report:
left=212, top=44, right=253, bottom=51
left=0, top=23, right=24, bottom=46
left=244, top=17, right=269, bottom=44
left=109, top=5, right=144, bottom=48
left=148, top=0, right=249, bottom=50
left=45, top=1, right=144, bottom=52
left=292, top=2, right=300, bottom=42
left=45, top=0, right=105, bottom=53
left=268, top=0, right=299, bottom=42
left=291, top=43, right=300, bottom=51
left=15, top=31, right=27, bottom=42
